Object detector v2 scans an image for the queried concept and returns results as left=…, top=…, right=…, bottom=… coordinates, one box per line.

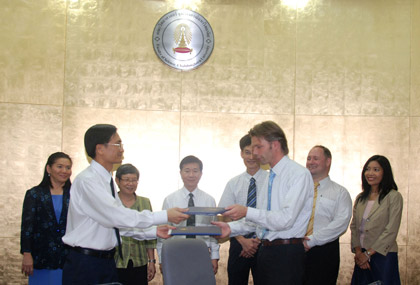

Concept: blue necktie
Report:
left=247, top=177, right=257, bottom=208
left=267, top=169, right=276, bottom=211
left=261, top=169, right=276, bottom=238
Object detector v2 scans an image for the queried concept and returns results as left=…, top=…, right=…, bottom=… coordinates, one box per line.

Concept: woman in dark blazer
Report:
left=350, top=155, right=403, bottom=285
left=21, top=152, right=72, bottom=285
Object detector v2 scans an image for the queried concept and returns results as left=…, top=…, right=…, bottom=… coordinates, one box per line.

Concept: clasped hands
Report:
left=354, top=250, right=371, bottom=270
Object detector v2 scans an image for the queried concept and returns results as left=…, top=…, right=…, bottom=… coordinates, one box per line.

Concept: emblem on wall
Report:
left=152, top=9, right=214, bottom=71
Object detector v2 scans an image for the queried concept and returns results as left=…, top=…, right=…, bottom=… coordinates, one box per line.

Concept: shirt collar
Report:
left=91, top=159, right=113, bottom=183
left=246, top=168, right=266, bottom=180
left=182, top=186, right=198, bottom=198
left=271, top=155, right=290, bottom=175
left=318, top=176, right=331, bottom=188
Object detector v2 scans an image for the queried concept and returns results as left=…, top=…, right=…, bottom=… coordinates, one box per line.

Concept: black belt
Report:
left=71, top=246, right=116, bottom=259
left=261, top=238, right=304, bottom=246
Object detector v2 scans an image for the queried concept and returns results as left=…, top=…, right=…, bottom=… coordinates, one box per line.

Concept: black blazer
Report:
left=20, top=185, right=70, bottom=269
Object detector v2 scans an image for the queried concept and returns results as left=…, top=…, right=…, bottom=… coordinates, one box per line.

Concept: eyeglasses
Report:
left=106, top=143, right=124, bottom=149
left=119, top=178, right=138, bottom=184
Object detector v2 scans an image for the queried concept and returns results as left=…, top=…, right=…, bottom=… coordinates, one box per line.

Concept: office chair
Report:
left=161, top=238, right=216, bottom=285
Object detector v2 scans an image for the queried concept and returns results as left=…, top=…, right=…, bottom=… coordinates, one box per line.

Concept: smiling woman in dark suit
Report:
left=20, top=152, right=72, bottom=285
left=350, top=155, right=403, bottom=285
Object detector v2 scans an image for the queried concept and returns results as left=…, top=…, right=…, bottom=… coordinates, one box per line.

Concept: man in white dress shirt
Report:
left=157, top=155, right=220, bottom=275
left=62, top=124, right=188, bottom=284
left=303, top=145, right=352, bottom=285
left=213, top=121, right=313, bottom=285
left=218, top=134, right=268, bottom=285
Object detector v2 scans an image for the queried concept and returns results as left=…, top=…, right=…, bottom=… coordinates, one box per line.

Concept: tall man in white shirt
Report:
left=62, top=124, right=188, bottom=284
left=157, top=155, right=220, bottom=275
left=213, top=121, right=314, bottom=285
left=303, top=145, right=352, bottom=285
left=218, top=134, right=267, bottom=285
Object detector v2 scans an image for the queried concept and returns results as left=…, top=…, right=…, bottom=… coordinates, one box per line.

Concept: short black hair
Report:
left=84, top=124, right=117, bottom=159
left=239, top=134, right=251, bottom=151
left=179, top=155, right=203, bottom=171
left=116, top=164, right=139, bottom=180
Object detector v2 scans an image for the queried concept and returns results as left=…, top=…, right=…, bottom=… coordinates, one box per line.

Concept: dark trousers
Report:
left=351, top=251, right=400, bottom=285
left=227, top=238, right=259, bottom=285
left=304, top=238, right=340, bottom=285
left=62, top=249, right=118, bottom=285
left=117, top=260, right=148, bottom=285
left=257, top=242, right=306, bottom=285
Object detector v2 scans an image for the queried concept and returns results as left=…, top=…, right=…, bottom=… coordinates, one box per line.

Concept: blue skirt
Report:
left=351, top=252, right=400, bottom=285
left=29, top=269, right=62, bottom=285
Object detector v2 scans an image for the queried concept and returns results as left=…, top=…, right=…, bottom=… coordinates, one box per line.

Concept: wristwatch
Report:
left=148, top=259, right=156, bottom=263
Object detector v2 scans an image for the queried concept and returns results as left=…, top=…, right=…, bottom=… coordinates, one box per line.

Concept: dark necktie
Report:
left=110, top=177, right=123, bottom=259
left=186, top=193, right=195, bottom=239
left=246, top=177, right=257, bottom=208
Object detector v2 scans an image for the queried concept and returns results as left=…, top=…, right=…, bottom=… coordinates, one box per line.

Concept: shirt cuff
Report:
left=153, top=210, right=168, bottom=225
left=306, top=235, right=316, bottom=248
left=210, top=250, right=220, bottom=260
left=245, top=207, right=259, bottom=222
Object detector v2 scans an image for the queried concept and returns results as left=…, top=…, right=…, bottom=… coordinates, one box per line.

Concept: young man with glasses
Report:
left=62, top=124, right=189, bottom=284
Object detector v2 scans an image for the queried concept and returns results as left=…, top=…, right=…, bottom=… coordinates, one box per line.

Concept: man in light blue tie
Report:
left=213, top=121, right=313, bottom=285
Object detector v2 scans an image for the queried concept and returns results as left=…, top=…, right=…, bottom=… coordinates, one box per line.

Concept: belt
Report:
left=71, top=246, right=116, bottom=259
left=261, top=238, right=304, bottom=246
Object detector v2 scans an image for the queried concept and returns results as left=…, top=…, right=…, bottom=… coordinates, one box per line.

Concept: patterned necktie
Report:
left=110, top=177, right=123, bottom=259
left=261, top=169, right=276, bottom=238
left=247, top=177, right=257, bottom=208
left=306, top=182, right=320, bottom=236
left=186, top=193, right=195, bottom=238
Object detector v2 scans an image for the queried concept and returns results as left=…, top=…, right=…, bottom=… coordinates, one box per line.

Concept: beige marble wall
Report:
left=0, top=0, right=419, bottom=284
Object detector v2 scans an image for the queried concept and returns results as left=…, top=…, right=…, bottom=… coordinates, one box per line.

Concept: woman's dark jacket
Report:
left=20, top=185, right=70, bottom=269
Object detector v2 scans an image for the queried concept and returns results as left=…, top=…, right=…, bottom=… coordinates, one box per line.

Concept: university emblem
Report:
left=152, top=9, right=214, bottom=71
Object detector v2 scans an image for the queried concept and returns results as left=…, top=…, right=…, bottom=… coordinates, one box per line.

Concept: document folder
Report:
left=184, top=207, right=227, bottom=216
left=169, top=226, right=222, bottom=236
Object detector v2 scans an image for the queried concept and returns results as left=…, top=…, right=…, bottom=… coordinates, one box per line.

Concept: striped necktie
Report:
left=306, top=182, right=320, bottom=236
left=246, top=177, right=257, bottom=208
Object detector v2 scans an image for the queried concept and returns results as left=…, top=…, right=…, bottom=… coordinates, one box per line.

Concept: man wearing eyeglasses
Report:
left=62, top=124, right=189, bottom=285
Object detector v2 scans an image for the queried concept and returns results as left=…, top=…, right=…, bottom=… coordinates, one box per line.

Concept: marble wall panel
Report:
left=62, top=107, right=182, bottom=211
left=1, top=0, right=419, bottom=284
left=408, top=117, right=420, bottom=246
left=64, top=0, right=182, bottom=111
left=0, top=103, right=63, bottom=239
left=179, top=113, right=294, bottom=202
left=399, top=245, right=408, bottom=285
left=411, top=0, right=420, bottom=116
left=0, top=237, right=27, bottom=284
left=338, top=243, right=354, bottom=285
left=0, top=0, right=66, bottom=105
left=295, top=0, right=411, bottom=116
